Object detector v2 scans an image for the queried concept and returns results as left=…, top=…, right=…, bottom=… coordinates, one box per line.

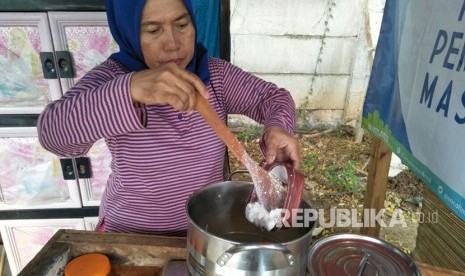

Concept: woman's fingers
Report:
left=130, top=64, right=209, bottom=112
left=180, top=69, right=209, bottom=100
left=171, top=72, right=199, bottom=111
left=264, top=126, right=301, bottom=170
left=165, top=94, right=186, bottom=111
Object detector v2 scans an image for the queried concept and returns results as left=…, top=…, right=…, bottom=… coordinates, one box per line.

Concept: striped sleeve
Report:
left=37, top=60, right=144, bottom=157
left=218, top=58, right=297, bottom=135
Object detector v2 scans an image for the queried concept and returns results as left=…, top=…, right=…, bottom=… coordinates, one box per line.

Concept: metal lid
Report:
left=307, top=234, right=420, bottom=276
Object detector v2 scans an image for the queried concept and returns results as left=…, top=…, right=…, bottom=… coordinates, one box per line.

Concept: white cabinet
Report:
left=47, top=12, right=118, bottom=93
left=84, top=216, right=100, bottom=230
left=0, top=128, right=81, bottom=209
left=0, top=12, right=117, bottom=114
left=0, top=13, right=61, bottom=115
left=0, top=11, right=114, bottom=276
left=46, top=12, right=116, bottom=207
left=0, top=11, right=114, bottom=210
left=78, top=139, right=111, bottom=206
left=0, top=218, right=87, bottom=276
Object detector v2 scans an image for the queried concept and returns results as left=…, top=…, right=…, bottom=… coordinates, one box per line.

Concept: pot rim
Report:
left=307, top=233, right=421, bottom=275
left=185, top=181, right=315, bottom=245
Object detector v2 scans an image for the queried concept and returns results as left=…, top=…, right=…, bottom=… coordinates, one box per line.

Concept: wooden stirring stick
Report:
left=195, top=94, right=284, bottom=210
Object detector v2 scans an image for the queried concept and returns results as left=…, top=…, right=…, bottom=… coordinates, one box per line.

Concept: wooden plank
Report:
left=111, top=265, right=162, bottom=276
left=18, top=229, right=187, bottom=275
left=361, top=138, right=392, bottom=237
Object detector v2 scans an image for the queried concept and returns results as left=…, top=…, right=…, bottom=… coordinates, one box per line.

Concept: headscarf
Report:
left=105, top=0, right=210, bottom=85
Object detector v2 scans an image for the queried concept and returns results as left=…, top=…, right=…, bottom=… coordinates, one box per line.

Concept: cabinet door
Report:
left=47, top=12, right=116, bottom=206
left=48, top=12, right=119, bottom=92
left=0, top=218, right=85, bottom=276
left=0, top=128, right=81, bottom=210
left=79, top=139, right=111, bottom=206
left=84, top=216, right=99, bottom=230
left=0, top=13, right=62, bottom=114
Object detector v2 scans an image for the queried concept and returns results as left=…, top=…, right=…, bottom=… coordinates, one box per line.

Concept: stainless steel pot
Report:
left=307, top=234, right=421, bottom=276
left=186, top=181, right=315, bottom=276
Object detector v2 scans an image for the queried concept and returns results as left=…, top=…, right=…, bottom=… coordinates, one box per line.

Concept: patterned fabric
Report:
left=37, top=57, right=296, bottom=235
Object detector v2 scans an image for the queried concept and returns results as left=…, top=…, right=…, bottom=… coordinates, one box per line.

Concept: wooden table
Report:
left=19, top=229, right=187, bottom=275
left=19, top=229, right=465, bottom=275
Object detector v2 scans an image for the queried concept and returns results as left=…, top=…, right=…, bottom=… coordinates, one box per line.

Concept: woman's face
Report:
left=140, top=0, right=195, bottom=70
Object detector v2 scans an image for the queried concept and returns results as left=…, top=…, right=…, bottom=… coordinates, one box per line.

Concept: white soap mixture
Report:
left=245, top=165, right=289, bottom=231
left=245, top=202, right=283, bottom=231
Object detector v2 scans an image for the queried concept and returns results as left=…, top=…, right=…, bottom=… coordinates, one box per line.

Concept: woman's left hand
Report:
left=263, top=126, right=300, bottom=169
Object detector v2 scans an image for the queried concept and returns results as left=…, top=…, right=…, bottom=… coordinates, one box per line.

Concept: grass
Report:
left=324, top=161, right=360, bottom=192
left=235, top=126, right=263, bottom=143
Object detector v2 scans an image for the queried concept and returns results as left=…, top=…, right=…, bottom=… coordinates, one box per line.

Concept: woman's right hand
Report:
left=129, top=63, right=209, bottom=112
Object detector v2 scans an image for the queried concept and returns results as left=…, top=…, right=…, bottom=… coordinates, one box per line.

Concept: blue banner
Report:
left=363, top=0, right=465, bottom=221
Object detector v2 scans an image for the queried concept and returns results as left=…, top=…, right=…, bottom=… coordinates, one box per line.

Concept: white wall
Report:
left=229, top=0, right=386, bottom=129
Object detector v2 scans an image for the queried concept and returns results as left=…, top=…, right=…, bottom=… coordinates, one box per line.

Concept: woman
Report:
left=37, top=0, right=299, bottom=235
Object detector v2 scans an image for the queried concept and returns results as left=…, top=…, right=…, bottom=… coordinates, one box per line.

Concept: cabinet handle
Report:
left=39, top=52, right=57, bottom=79
left=60, top=158, right=76, bottom=180
left=75, top=157, right=92, bottom=179
left=56, top=51, right=75, bottom=79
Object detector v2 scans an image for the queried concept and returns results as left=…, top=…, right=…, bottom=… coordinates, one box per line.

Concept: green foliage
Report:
left=301, top=152, right=319, bottom=172
left=236, top=126, right=263, bottom=142
left=333, top=125, right=345, bottom=139
left=324, top=161, right=360, bottom=192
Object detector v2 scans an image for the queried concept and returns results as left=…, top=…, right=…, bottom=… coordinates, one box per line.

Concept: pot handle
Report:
left=216, top=243, right=295, bottom=267
left=226, top=169, right=249, bottom=181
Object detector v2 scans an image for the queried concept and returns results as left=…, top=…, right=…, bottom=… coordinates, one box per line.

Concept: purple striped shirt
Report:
left=37, top=57, right=296, bottom=235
